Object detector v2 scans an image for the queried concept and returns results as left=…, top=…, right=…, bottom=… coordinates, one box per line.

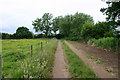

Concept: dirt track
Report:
left=53, top=40, right=70, bottom=78
left=65, top=40, right=118, bottom=78
left=72, top=41, right=118, bottom=77
left=72, top=41, right=118, bottom=68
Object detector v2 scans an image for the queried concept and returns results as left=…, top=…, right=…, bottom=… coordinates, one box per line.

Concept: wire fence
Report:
left=0, top=39, right=53, bottom=78
left=2, top=40, right=51, bottom=59
left=29, top=40, right=49, bottom=58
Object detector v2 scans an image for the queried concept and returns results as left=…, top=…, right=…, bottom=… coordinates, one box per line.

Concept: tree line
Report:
left=1, top=27, right=33, bottom=39
left=32, top=1, right=119, bottom=40
left=1, top=1, right=120, bottom=40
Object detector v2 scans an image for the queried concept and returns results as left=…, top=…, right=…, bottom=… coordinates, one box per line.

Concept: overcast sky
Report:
left=0, top=0, right=108, bottom=34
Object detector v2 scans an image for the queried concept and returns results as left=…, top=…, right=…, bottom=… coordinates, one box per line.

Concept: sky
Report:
left=0, top=0, right=108, bottom=34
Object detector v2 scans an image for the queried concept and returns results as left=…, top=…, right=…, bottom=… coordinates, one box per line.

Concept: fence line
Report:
left=1, top=39, right=55, bottom=78
left=3, top=39, right=53, bottom=60
left=25, top=40, right=51, bottom=58
left=29, top=40, right=52, bottom=58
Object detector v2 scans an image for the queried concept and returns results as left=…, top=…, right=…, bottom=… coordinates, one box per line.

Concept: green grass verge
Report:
left=86, top=54, right=104, bottom=64
left=62, top=41, right=97, bottom=78
left=68, top=41, right=81, bottom=50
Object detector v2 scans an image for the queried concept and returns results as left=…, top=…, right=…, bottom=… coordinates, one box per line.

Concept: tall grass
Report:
left=2, top=39, right=57, bottom=78
left=62, top=41, right=97, bottom=78
left=14, top=39, right=57, bottom=78
left=87, top=37, right=120, bottom=52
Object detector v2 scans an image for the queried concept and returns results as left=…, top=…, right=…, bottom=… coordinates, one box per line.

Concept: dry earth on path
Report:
left=53, top=40, right=70, bottom=78
left=65, top=41, right=118, bottom=78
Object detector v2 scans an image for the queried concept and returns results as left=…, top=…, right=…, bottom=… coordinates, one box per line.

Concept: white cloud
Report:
left=0, top=0, right=108, bottom=33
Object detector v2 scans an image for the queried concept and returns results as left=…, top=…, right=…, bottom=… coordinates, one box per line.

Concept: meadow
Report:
left=1, top=39, right=57, bottom=78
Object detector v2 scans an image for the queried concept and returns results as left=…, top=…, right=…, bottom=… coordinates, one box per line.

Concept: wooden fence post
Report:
left=30, top=45, right=32, bottom=58
left=41, top=42, right=43, bottom=50
left=0, top=55, right=2, bottom=79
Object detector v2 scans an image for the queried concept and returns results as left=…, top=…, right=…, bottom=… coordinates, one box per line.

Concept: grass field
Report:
left=62, top=41, right=97, bottom=78
left=1, top=39, right=57, bottom=78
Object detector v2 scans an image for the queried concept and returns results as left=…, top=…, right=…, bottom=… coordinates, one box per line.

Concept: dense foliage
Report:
left=32, top=13, right=53, bottom=37
left=88, top=37, right=120, bottom=52
left=86, top=1, right=120, bottom=52
left=14, top=27, right=33, bottom=39
left=1, top=33, right=13, bottom=39
left=100, top=1, right=120, bottom=27
left=81, top=21, right=94, bottom=41
left=2, top=27, right=33, bottom=39
left=54, top=12, right=94, bottom=40
left=31, top=10, right=119, bottom=40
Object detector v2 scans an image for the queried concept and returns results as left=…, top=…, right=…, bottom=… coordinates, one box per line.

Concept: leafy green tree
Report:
left=32, top=18, right=42, bottom=32
left=81, top=21, right=94, bottom=41
left=94, top=22, right=113, bottom=39
left=59, top=15, right=72, bottom=37
left=69, top=12, right=94, bottom=40
left=53, top=12, right=94, bottom=40
left=14, top=26, right=33, bottom=39
left=32, top=13, right=53, bottom=37
left=81, top=21, right=113, bottom=41
left=52, top=17, right=60, bottom=35
left=100, top=1, right=120, bottom=27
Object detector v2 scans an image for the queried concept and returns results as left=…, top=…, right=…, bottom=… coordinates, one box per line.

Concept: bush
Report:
left=88, top=37, right=120, bottom=52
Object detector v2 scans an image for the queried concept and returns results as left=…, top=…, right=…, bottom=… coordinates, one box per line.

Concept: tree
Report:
left=81, top=21, right=94, bottom=41
left=32, top=13, right=53, bottom=37
left=57, top=15, right=72, bottom=37
left=52, top=17, right=60, bottom=35
left=53, top=12, right=94, bottom=40
left=81, top=21, right=114, bottom=41
left=100, top=1, right=120, bottom=28
left=14, top=26, right=33, bottom=39
left=69, top=12, right=94, bottom=40
left=95, top=22, right=113, bottom=38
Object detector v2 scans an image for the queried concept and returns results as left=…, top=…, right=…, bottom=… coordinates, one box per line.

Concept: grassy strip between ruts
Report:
left=67, top=41, right=81, bottom=50
left=62, top=40, right=97, bottom=78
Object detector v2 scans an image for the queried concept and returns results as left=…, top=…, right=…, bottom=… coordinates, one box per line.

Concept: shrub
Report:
left=88, top=37, right=120, bottom=52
